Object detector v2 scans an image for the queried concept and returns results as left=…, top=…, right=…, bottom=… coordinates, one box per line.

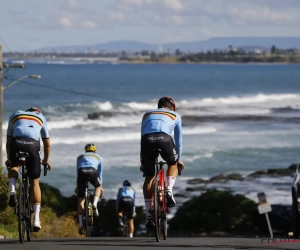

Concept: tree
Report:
left=271, top=45, right=277, bottom=55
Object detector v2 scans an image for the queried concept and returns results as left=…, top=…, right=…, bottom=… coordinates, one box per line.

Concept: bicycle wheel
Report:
left=123, top=217, right=128, bottom=237
left=153, top=180, right=160, bottom=242
left=18, top=183, right=25, bottom=244
left=85, top=196, right=92, bottom=237
left=26, top=180, right=32, bottom=241
left=161, top=191, right=167, bottom=240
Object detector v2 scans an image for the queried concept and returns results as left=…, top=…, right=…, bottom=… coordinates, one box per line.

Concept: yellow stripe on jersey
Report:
left=12, top=114, right=43, bottom=126
left=83, top=154, right=101, bottom=161
left=143, top=111, right=176, bottom=120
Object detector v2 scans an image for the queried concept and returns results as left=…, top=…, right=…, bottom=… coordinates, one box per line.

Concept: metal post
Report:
left=0, top=45, right=3, bottom=167
left=265, top=213, right=273, bottom=239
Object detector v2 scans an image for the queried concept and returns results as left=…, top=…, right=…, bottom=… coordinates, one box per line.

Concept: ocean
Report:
left=2, top=60, right=300, bottom=208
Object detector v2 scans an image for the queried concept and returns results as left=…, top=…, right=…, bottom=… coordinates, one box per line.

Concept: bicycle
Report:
left=150, top=149, right=181, bottom=242
left=119, top=210, right=129, bottom=237
left=83, top=180, right=95, bottom=237
left=16, top=151, right=47, bottom=244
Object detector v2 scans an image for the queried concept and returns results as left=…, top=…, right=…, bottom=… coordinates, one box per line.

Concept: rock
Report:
left=187, top=178, right=207, bottom=185
left=87, top=112, right=114, bottom=120
left=248, top=167, right=296, bottom=178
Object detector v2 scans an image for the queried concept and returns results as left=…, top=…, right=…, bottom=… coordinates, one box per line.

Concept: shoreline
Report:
left=3, top=56, right=300, bottom=65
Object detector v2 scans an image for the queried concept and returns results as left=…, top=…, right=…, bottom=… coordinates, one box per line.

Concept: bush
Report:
left=168, top=189, right=257, bottom=236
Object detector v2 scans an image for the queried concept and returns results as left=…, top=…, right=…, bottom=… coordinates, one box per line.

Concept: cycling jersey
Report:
left=77, top=152, right=103, bottom=183
left=141, top=108, right=182, bottom=159
left=116, top=186, right=136, bottom=211
left=7, top=110, right=49, bottom=140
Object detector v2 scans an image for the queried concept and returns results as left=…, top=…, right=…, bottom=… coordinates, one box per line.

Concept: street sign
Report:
left=258, top=203, right=272, bottom=214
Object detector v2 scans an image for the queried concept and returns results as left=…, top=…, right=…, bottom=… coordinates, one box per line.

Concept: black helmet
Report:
left=26, top=107, right=42, bottom=114
left=158, top=96, right=176, bottom=111
left=123, top=180, right=131, bottom=187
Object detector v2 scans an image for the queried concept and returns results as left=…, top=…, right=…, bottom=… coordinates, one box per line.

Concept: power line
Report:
left=0, top=34, right=12, bottom=52
left=4, top=77, right=131, bottom=103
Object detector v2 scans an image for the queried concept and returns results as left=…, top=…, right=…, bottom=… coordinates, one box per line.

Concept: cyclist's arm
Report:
left=174, top=114, right=182, bottom=160
left=6, top=115, right=14, bottom=159
left=42, top=138, right=51, bottom=162
left=41, top=116, right=51, bottom=163
left=133, top=189, right=136, bottom=213
left=6, top=136, right=12, bottom=160
left=97, top=157, right=104, bottom=186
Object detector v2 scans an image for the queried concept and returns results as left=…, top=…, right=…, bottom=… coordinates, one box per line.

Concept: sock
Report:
left=166, top=176, right=176, bottom=192
left=33, top=204, right=41, bottom=221
left=9, top=178, right=17, bottom=194
left=129, top=233, right=133, bottom=237
left=145, top=199, right=152, bottom=217
left=93, top=196, right=99, bottom=207
left=78, top=214, right=84, bottom=228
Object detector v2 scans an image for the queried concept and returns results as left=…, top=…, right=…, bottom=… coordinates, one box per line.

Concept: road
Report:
left=1, top=237, right=300, bottom=250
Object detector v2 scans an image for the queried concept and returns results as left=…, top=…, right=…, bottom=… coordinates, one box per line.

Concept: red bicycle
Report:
left=150, top=150, right=181, bottom=242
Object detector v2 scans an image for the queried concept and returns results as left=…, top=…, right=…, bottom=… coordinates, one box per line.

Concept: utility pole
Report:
left=0, top=45, right=3, bottom=167
left=0, top=46, right=28, bottom=166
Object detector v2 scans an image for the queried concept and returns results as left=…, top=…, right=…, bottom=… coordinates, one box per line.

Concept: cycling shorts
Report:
left=117, top=197, right=135, bottom=219
left=140, top=132, right=178, bottom=176
left=9, top=137, right=41, bottom=179
left=77, top=167, right=101, bottom=197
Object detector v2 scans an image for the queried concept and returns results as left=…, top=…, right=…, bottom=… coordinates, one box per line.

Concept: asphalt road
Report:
left=1, top=237, right=300, bottom=250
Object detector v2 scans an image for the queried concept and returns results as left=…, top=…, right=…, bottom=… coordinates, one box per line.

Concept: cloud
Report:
left=80, top=20, right=98, bottom=28
left=230, top=8, right=295, bottom=26
left=171, top=15, right=184, bottom=25
left=59, top=17, right=72, bottom=28
left=163, top=0, right=183, bottom=11
left=108, top=11, right=125, bottom=21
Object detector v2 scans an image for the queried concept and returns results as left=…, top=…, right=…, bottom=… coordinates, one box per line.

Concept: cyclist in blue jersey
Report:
left=76, top=143, right=104, bottom=235
left=140, top=96, right=185, bottom=228
left=116, top=180, right=136, bottom=237
left=5, top=107, right=51, bottom=232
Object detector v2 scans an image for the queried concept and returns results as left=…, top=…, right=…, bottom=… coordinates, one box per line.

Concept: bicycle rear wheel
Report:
left=153, top=180, right=160, bottom=242
left=161, top=193, right=167, bottom=240
left=26, top=180, right=32, bottom=241
left=123, top=217, right=129, bottom=237
left=18, top=184, right=25, bottom=244
left=85, top=196, right=92, bottom=237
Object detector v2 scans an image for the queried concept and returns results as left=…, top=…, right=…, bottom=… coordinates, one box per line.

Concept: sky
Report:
left=0, top=0, right=300, bottom=51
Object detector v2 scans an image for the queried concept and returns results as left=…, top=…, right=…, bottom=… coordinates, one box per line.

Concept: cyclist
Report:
left=76, top=143, right=104, bottom=235
left=116, top=180, right=136, bottom=238
left=140, top=96, right=184, bottom=227
left=5, top=107, right=51, bottom=232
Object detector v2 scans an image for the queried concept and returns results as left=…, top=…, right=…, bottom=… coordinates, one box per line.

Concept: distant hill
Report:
left=34, top=37, right=300, bottom=53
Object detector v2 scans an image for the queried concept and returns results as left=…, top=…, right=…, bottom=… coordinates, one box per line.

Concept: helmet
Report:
left=158, top=96, right=176, bottom=111
left=84, top=143, right=97, bottom=152
left=26, top=107, right=41, bottom=114
left=123, top=180, right=131, bottom=187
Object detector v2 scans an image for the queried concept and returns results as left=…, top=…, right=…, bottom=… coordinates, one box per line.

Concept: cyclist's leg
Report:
left=77, top=168, right=87, bottom=234
left=88, top=168, right=101, bottom=217
left=7, top=138, right=21, bottom=207
left=25, top=138, right=42, bottom=231
left=117, top=198, right=125, bottom=227
left=126, top=197, right=135, bottom=237
left=159, top=136, right=179, bottom=207
left=141, top=135, right=156, bottom=224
